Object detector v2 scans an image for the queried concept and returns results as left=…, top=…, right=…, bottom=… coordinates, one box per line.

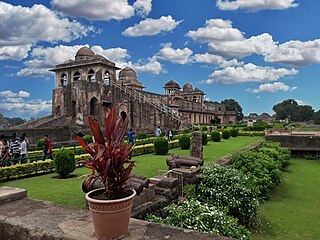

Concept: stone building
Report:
left=5, top=47, right=236, bottom=142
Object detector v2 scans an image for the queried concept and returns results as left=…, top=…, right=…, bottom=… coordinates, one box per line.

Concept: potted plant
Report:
left=76, top=107, right=136, bottom=240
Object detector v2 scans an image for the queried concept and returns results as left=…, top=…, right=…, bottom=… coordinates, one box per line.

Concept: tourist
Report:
left=21, top=133, right=29, bottom=148
left=20, top=136, right=28, bottom=164
left=0, top=140, right=10, bottom=167
left=155, top=126, right=161, bottom=137
left=42, top=135, right=53, bottom=160
left=167, top=129, right=173, bottom=142
left=127, top=129, right=135, bottom=145
left=9, top=133, right=21, bottom=164
left=209, top=126, right=213, bottom=134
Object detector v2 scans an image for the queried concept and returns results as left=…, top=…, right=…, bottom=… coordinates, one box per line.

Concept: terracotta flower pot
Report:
left=86, top=188, right=136, bottom=240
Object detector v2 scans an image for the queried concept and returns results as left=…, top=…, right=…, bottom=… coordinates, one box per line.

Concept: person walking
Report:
left=168, top=129, right=173, bottom=142
left=20, top=136, right=28, bottom=164
left=42, top=135, right=53, bottom=160
left=127, top=129, right=135, bottom=145
left=155, top=126, right=161, bottom=137
left=0, top=140, right=10, bottom=167
left=10, top=133, right=21, bottom=164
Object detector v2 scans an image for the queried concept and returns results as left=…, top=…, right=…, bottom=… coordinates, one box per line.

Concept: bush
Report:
left=222, top=130, right=231, bottom=139
left=137, top=132, right=148, bottom=139
left=37, top=138, right=45, bottom=148
left=154, top=137, right=169, bottom=155
left=53, top=148, right=75, bottom=177
left=172, top=129, right=178, bottom=135
left=146, top=199, right=250, bottom=240
left=82, top=135, right=93, bottom=144
left=202, top=132, right=208, bottom=145
left=202, top=126, right=208, bottom=132
left=179, top=134, right=191, bottom=150
left=197, top=164, right=259, bottom=225
left=183, top=128, right=190, bottom=134
left=230, top=128, right=239, bottom=137
left=193, top=126, right=200, bottom=131
left=211, top=131, right=221, bottom=142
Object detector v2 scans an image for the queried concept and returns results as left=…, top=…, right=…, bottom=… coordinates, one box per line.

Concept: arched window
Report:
left=60, top=73, right=68, bottom=87
left=104, top=71, right=110, bottom=85
left=184, top=96, right=188, bottom=100
left=192, top=96, right=197, bottom=102
left=88, top=69, right=95, bottom=82
left=73, top=71, right=80, bottom=81
left=71, top=101, right=76, bottom=117
left=56, top=105, right=61, bottom=116
left=90, top=97, right=98, bottom=115
left=120, top=111, right=127, bottom=121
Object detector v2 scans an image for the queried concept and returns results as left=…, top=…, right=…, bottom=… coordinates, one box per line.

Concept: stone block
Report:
left=155, top=187, right=172, bottom=197
left=0, top=187, right=27, bottom=205
left=146, top=184, right=156, bottom=201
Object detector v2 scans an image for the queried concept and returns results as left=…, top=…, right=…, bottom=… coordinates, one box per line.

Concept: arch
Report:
left=192, top=96, right=197, bottom=102
left=71, top=100, right=76, bottom=117
left=90, top=97, right=98, bottom=115
left=120, top=111, right=127, bottom=121
left=56, top=105, right=61, bottom=116
left=104, top=71, right=111, bottom=85
left=60, top=73, right=68, bottom=87
left=73, top=71, right=80, bottom=81
left=88, top=69, right=95, bottom=82
left=184, top=96, right=188, bottom=100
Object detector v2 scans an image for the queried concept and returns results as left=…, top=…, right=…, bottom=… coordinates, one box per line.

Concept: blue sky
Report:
left=1, top=0, right=320, bottom=119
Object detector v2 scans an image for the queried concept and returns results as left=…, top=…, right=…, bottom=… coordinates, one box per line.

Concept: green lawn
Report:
left=0, top=136, right=262, bottom=209
left=253, top=158, right=320, bottom=240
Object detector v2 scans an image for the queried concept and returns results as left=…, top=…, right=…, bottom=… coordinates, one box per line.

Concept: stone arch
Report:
left=184, top=96, right=188, bottom=100
left=60, top=73, right=68, bottom=87
left=88, top=69, right=95, bottom=82
left=104, top=71, right=111, bottom=85
left=71, top=100, right=76, bottom=117
left=192, top=96, right=197, bottom=102
left=73, top=71, right=80, bottom=81
left=90, top=97, right=98, bottom=115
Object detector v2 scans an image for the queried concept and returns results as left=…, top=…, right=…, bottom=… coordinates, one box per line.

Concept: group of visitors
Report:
left=127, top=126, right=174, bottom=145
left=0, top=133, right=53, bottom=167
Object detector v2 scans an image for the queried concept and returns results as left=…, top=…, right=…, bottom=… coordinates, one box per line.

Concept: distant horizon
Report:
left=1, top=0, right=320, bottom=119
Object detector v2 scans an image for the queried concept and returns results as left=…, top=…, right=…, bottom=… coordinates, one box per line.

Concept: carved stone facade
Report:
left=17, top=47, right=236, bottom=135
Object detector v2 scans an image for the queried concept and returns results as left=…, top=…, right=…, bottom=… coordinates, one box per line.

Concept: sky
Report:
left=1, top=0, right=320, bottom=119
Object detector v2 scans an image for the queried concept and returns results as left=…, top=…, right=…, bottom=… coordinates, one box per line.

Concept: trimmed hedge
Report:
left=54, top=148, right=75, bottom=177
left=238, top=131, right=265, bottom=136
left=179, top=134, right=191, bottom=150
left=211, top=131, right=221, bottom=142
left=183, top=128, right=190, bottom=134
left=37, top=138, right=45, bottom=148
left=82, top=135, right=93, bottom=144
left=154, top=137, right=169, bottom=155
left=202, top=132, right=208, bottom=145
left=137, top=132, right=148, bottom=139
left=222, top=130, right=231, bottom=139
left=230, top=128, right=239, bottom=137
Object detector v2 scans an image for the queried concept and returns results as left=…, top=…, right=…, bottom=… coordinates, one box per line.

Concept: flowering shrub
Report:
left=196, top=164, right=259, bottom=225
left=146, top=199, right=250, bottom=240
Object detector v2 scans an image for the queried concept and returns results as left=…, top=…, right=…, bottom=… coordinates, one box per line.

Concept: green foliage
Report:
left=238, top=131, right=265, bottom=137
left=82, top=135, right=93, bottom=144
left=202, top=126, right=208, bottom=132
left=273, top=99, right=314, bottom=121
left=221, top=99, right=244, bottom=121
left=183, top=128, right=190, bottom=133
left=202, top=132, right=208, bottom=145
left=216, top=125, right=221, bottom=129
left=183, top=184, right=196, bottom=199
left=172, top=129, right=178, bottom=135
left=230, top=128, right=239, bottom=137
left=146, top=199, right=250, bottom=240
left=137, top=132, right=148, bottom=139
left=153, top=137, right=169, bottom=155
left=54, top=148, right=75, bottom=177
left=222, top=130, right=231, bottom=139
left=193, top=126, right=200, bottom=131
left=37, top=138, right=45, bottom=148
left=179, top=134, right=191, bottom=150
left=211, top=131, right=221, bottom=142
left=197, top=164, right=259, bottom=225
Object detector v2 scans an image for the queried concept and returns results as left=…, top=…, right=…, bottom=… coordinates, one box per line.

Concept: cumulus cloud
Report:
left=216, top=0, right=299, bottom=12
left=122, top=15, right=183, bottom=37
left=133, top=0, right=152, bottom=17
left=91, top=46, right=130, bottom=63
left=0, top=2, right=94, bottom=61
left=0, top=90, right=30, bottom=98
left=132, top=57, right=163, bottom=74
left=186, top=19, right=244, bottom=43
left=203, top=63, right=298, bottom=84
left=157, top=44, right=193, bottom=64
left=247, top=82, right=298, bottom=93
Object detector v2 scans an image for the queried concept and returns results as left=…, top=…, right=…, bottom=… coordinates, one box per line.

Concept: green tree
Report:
left=273, top=99, right=314, bottom=121
left=221, top=99, right=243, bottom=121
left=313, top=110, right=320, bottom=124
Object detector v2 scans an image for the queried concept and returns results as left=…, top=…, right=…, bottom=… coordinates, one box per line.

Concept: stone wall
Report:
left=266, top=134, right=320, bottom=151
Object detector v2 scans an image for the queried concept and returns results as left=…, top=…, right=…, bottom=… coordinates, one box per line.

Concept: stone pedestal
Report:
left=190, top=131, right=203, bottom=159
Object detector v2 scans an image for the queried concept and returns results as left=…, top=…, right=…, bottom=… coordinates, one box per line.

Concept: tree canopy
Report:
left=273, top=99, right=314, bottom=122
left=221, top=99, right=243, bottom=121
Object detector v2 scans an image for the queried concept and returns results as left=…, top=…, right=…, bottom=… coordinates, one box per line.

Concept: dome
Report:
left=75, top=46, right=95, bottom=57
left=183, top=83, right=193, bottom=91
left=119, top=67, right=137, bottom=81
left=164, top=80, right=181, bottom=89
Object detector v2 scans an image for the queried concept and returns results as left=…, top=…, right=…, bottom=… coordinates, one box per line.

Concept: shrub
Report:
left=202, top=126, right=208, bottom=132
left=211, top=131, right=221, bottom=142
left=154, top=137, right=169, bottom=155
left=146, top=199, right=250, bottom=240
left=53, top=148, right=75, bottom=177
left=197, top=164, right=259, bottom=225
left=222, top=130, right=231, bottom=139
left=193, top=126, right=200, bottom=131
left=82, top=135, right=93, bottom=144
left=172, top=129, right=178, bottom=135
left=137, top=132, right=148, bottom=139
left=202, top=132, right=208, bottom=145
left=230, top=128, right=239, bottom=137
left=179, top=134, right=191, bottom=149
left=37, top=138, right=45, bottom=148
left=183, top=128, right=190, bottom=134
left=216, top=125, right=221, bottom=129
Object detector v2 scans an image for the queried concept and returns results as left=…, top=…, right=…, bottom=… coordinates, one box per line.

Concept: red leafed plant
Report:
left=76, top=107, right=135, bottom=199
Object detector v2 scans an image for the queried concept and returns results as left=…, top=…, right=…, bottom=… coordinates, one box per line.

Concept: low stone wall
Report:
left=0, top=187, right=232, bottom=240
left=266, top=134, right=320, bottom=151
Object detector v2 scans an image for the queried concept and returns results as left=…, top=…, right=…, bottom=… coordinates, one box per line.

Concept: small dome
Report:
left=164, top=80, right=181, bottom=89
left=183, top=83, right=193, bottom=91
left=119, top=67, right=137, bottom=80
left=75, top=47, right=95, bottom=57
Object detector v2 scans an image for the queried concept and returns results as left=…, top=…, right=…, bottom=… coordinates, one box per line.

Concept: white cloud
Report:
left=216, top=0, right=299, bottom=11
left=186, top=19, right=244, bottom=43
left=247, top=82, right=298, bottom=93
left=91, top=46, right=130, bottom=63
left=157, top=44, right=193, bottom=64
left=133, top=57, right=163, bottom=74
left=0, top=2, right=94, bottom=61
left=193, top=53, right=225, bottom=65
left=296, top=99, right=304, bottom=105
left=122, top=15, right=183, bottom=37
left=134, top=0, right=152, bottom=17
left=0, top=90, right=30, bottom=98
left=203, top=63, right=298, bottom=84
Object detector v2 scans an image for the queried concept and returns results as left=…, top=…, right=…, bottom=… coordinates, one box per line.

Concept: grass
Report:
left=253, top=158, right=320, bottom=240
left=0, top=136, right=262, bottom=209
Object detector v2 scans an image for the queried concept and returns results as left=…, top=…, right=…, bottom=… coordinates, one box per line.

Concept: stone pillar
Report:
left=190, top=131, right=203, bottom=159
